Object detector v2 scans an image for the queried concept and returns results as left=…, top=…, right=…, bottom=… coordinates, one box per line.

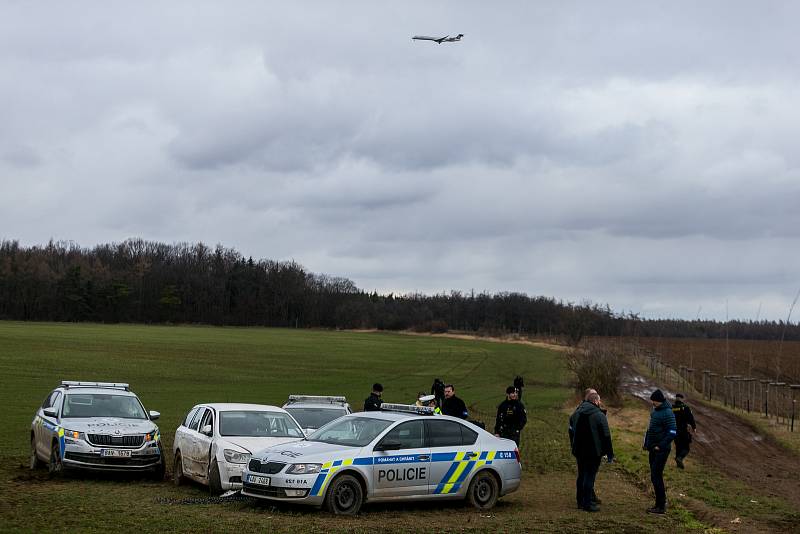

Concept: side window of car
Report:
left=189, top=408, right=205, bottom=431
left=460, top=424, right=478, bottom=446
left=378, top=420, right=425, bottom=450
left=183, top=407, right=199, bottom=428
left=425, top=420, right=463, bottom=448
left=51, top=392, right=63, bottom=416
left=41, top=390, right=58, bottom=409
left=199, top=409, right=214, bottom=433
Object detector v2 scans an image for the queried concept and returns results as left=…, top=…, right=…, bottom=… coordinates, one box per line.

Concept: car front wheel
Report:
left=173, top=452, right=185, bottom=486
left=467, top=471, right=499, bottom=510
left=48, top=440, right=63, bottom=476
left=324, top=474, right=364, bottom=515
left=209, top=460, right=223, bottom=494
left=30, top=435, right=42, bottom=470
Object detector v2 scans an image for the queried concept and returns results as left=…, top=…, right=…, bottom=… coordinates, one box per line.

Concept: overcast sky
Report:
left=2, top=1, right=800, bottom=321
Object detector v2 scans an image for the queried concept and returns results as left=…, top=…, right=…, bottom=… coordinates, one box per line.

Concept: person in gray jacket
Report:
left=569, top=391, right=614, bottom=512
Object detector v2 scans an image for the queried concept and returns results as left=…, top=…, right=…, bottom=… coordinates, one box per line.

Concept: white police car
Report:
left=241, top=404, right=521, bottom=514
left=282, top=395, right=352, bottom=437
left=172, top=403, right=305, bottom=493
left=30, top=381, right=164, bottom=478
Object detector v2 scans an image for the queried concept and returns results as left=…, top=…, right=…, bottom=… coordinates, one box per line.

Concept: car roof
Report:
left=196, top=403, right=287, bottom=412
left=60, top=387, right=136, bottom=397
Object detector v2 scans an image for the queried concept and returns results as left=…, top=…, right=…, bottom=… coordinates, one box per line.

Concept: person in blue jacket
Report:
left=643, top=389, right=677, bottom=514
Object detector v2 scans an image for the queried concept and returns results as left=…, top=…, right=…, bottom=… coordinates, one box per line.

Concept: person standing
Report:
left=495, top=386, right=527, bottom=446
left=672, top=393, right=696, bottom=469
left=643, top=389, right=677, bottom=514
left=514, top=375, right=525, bottom=401
left=364, top=383, right=384, bottom=411
left=431, top=378, right=445, bottom=408
left=441, top=384, right=468, bottom=419
left=569, top=391, right=614, bottom=512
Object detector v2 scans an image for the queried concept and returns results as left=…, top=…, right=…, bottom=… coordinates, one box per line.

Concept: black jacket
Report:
left=363, top=393, right=382, bottom=412
left=494, top=399, right=527, bottom=436
left=569, top=401, right=614, bottom=460
left=672, top=400, right=696, bottom=437
left=441, top=396, right=468, bottom=419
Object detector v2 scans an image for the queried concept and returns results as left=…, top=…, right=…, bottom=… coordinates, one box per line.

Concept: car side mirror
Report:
left=43, top=407, right=58, bottom=418
left=201, top=424, right=213, bottom=436
left=375, top=441, right=402, bottom=452
left=149, top=411, right=160, bottom=421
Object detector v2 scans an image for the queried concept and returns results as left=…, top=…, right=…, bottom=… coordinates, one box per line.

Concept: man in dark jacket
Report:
left=643, top=389, right=677, bottom=514
left=672, top=393, right=696, bottom=469
left=569, top=391, right=614, bottom=512
left=495, top=386, right=527, bottom=446
left=363, top=383, right=383, bottom=411
left=441, top=384, right=468, bottom=419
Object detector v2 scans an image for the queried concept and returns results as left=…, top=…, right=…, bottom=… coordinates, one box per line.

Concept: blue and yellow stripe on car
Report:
left=433, top=450, right=496, bottom=494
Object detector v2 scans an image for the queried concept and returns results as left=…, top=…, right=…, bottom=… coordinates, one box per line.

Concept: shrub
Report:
left=566, top=344, right=624, bottom=404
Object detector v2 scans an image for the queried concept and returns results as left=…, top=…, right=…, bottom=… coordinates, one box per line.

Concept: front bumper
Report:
left=62, top=439, right=163, bottom=471
left=220, top=461, right=245, bottom=490
left=240, top=469, right=322, bottom=504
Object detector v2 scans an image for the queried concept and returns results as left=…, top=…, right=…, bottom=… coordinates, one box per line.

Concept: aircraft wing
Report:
left=412, top=36, right=443, bottom=41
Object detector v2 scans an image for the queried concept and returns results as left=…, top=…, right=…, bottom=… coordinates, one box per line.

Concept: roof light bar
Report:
left=61, top=381, right=130, bottom=391
left=287, top=395, right=347, bottom=405
left=380, top=403, right=434, bottom=415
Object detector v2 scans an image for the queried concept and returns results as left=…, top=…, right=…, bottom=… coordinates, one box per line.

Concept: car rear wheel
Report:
left=30, top=435, right=42, bottom=470
left=467, top=471, right=499, bottom=510
left=48, top=440, right=63, bottom=476
left=173, top=452, right=185, bottom=486
left=209, top=460, right=223, bottom=494
left=324, top=474, right=363, bottom=515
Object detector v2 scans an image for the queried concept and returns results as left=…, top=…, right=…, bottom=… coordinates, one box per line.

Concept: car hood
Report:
left=252, top=439, right=361, bottom=462
left=221, top=436, right=303, bottom=454
left=60, top=417, right=157, bottom=434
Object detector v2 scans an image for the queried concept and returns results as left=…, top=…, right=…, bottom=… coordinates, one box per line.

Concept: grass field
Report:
left=0, top=322, right=709, bottom=532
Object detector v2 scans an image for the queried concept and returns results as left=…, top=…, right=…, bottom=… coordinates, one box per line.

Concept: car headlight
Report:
left=223, top=449, right=251, bottom=464
left=145, top=431, right=160, bottom=443
left=286, top=463, right=322, bottom=474
left=62, top=429, right=84, bottom=441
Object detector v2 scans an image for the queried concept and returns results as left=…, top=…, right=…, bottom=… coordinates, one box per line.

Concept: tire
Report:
left=324, top=474, right=364, bottom=515
left=48, top=440, right=63, bottom=477
left=208, top=460, right=223, bottom=495
left=30, top=435, right=42, bottom=470
left=173, top=452, right=185, bottom=486
left=466, top=470, right=499, bottom=510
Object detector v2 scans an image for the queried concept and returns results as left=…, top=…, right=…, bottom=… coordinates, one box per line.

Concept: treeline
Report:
left=1, top=239, right=799, bottom=341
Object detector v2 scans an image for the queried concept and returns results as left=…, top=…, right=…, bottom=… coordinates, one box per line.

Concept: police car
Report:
left=30, top=381, right=164, bottom=478
left=282, top=395, right=352, bottom=437
left=172, top=403, right=305, bottom=493
left=241, top=404, right=521, bottom=515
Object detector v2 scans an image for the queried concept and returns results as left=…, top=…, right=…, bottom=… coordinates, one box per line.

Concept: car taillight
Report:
left=514, top=448, right=521, bottom=463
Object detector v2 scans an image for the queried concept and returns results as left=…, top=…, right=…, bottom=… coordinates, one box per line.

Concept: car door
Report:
left=195, top=408, right=215, bottom=479
left=372, top=420, right=430, bottom=498
left=174, top=406, right=200, bottom=472
left=36, top=391, right=61, bottom=459
left=426, top=419, right=479, bottom=495
left=183, top=407, right=207, bottom=478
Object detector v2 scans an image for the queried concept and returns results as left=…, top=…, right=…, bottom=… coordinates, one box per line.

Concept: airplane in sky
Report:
left=412, top=34, right=464, bottom=44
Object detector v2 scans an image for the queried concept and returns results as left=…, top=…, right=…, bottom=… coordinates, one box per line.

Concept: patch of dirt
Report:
left=621, top=368, right=800, bottom=512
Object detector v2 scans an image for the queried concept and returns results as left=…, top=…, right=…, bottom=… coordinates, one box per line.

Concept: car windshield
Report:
left=284, top=407, right=347, bottom=430
left=307, top=416, right=393, bottom=447
left=62, top=394, right=147, bottom=419
left=219, top=411, right=304, bottom=438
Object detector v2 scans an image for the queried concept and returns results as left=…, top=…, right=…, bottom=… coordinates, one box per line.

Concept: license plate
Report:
left=101, top=449, right=132, bottom=457
left=248, top=474, right=270, bottom=486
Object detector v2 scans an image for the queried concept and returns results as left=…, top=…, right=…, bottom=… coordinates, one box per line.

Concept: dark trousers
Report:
left=501, top=429, right=521, bottom=447
left=576, top=456, right=601, bottom=509
left=649, top=449, right=670, bottom=507
left=675, top=435, right=691, bottom=460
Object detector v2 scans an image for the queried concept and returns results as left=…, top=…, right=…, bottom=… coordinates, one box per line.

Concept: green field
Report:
left=0, top=322, right=697, bottom=532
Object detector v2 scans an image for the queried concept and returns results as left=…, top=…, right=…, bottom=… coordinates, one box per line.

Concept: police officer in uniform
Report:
left=672, top=393, right=696, bottom=469
left=495, top=386, right=527, bottom=446
left=364, top=383, right=383, bottom=411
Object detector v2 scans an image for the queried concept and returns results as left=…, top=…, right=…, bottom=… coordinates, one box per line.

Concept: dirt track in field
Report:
left=622, top=370, right=800, bottom=512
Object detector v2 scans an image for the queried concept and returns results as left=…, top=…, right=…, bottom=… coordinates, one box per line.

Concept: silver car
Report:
left=282, top=395, right=352, bottom=437
left=241, top=404, right=522, bottom=514
left=30, top=381, right=164, bottom=478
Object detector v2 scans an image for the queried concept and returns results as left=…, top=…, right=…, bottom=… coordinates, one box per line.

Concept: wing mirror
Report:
left=375, top=441, right=402, bottom=452
left=149, top=411, right=160, bottom=421
left=201, top=424, right=213, bottom=436
left=43, top=407, right=58, bottom=418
